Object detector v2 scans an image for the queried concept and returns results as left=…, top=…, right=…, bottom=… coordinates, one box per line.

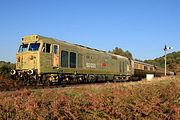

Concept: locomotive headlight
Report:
left=10, top=69, right=16, bottom=75
left=27, top=69, right=34, bottom=75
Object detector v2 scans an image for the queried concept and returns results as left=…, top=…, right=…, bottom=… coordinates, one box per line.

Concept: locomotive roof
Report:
left=22, top=34, right=129, bottom=60
left=23, top=34, right=106, bottom=52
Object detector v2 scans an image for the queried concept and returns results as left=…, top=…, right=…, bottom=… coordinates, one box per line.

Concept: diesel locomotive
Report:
left=10, top=35, right=171, bottom=85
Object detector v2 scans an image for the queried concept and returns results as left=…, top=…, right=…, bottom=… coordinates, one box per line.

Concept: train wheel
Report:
left=44, top=80, right=52, bottom=86
left=42, top=75, right=52, bottom=86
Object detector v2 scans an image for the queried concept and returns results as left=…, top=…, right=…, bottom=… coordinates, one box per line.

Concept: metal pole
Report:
left=165, top=50, right=167, bottom=76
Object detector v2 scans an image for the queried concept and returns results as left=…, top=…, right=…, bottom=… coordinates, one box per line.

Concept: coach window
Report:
left=70, top=52, right=76, bottom=68
left=61, top=50, right=68, bottom=67
left=144, top=66, right=148, bottom=70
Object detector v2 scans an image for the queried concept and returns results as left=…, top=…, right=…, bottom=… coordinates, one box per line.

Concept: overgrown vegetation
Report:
left=144, top=51, right=180, bottom=74
left=0, top=61, right=15, bottom=78
left=0, top=76, right=179, bottom=119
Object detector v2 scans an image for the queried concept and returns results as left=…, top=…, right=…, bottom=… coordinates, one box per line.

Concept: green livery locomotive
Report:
left=11, top=35, right=133, bottom=85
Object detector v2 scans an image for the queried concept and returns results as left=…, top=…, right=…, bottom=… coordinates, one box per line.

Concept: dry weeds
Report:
left=0, top=76, right=179, bottom=120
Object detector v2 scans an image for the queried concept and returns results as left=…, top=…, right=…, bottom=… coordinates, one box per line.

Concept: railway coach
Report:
left=132, top=60, right=174, bottom=79
left=10, top=35, right=133, bottom=85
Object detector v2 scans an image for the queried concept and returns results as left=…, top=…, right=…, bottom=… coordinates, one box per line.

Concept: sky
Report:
left=0, top=0, right=179, bottom=63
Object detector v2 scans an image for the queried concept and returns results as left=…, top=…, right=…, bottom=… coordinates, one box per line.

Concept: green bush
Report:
left=0, top=61, right=15, bottom=78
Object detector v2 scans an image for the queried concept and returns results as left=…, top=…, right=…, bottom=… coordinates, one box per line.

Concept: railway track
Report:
left=0, top=79, right=132, bottom=92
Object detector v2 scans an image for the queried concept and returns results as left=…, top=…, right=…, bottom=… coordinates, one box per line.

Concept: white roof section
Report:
left=133, top=60, right=154, bottom=66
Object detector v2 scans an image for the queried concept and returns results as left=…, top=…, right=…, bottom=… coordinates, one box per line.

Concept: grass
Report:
left=0, top=76, right=179, bottom=119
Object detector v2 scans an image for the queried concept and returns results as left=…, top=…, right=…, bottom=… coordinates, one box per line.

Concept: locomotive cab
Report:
left=16, top=42, right=41, bottom=70
left=11, top=35, right=60, bottom=84
left=11, top=35, right=44, bottom=82
left=16, top=36, right=41, bottom=71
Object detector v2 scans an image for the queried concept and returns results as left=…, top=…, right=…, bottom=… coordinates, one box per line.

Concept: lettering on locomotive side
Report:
left=86, top=63, right=97, bottom=68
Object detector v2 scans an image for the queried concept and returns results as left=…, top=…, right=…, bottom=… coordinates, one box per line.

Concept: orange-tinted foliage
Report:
left=0, top=76, right=179, bottom=119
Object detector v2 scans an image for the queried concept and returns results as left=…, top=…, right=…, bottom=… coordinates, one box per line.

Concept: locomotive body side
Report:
left=11, top=35, right=132, bottom=85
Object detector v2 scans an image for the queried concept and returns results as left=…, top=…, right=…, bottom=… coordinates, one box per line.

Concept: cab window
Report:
left=19, top=44, right=28, bottom=52
left=29, top=43, right=40, bottom=51
left=61, top=50, right=68, bottom=67
left=42, top=43, right=51, bottom=53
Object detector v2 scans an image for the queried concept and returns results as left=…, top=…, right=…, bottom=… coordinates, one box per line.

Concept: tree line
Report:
left=144, top=51, right=180, bottom=74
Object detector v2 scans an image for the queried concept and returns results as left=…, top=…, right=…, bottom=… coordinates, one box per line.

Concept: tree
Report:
left=109, top=47, right=133, bottom=59
left=124, top=50, right=133, bottom=59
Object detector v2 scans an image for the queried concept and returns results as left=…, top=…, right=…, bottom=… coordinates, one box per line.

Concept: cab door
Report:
left=53, top=44, right=59, bottom=67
